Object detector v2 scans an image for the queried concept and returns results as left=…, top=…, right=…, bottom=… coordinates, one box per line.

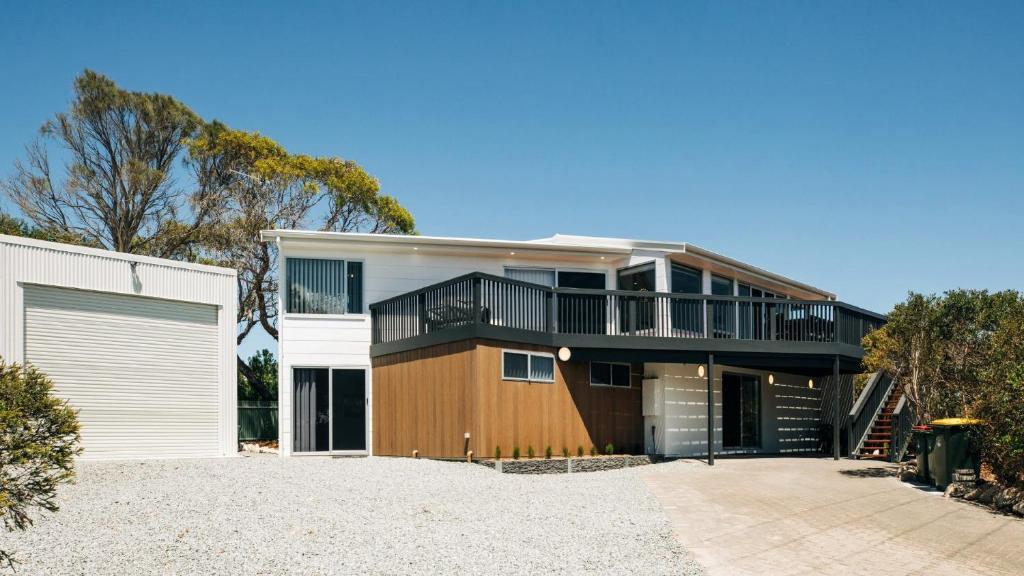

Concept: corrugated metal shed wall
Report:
left=0, top=234, right=238, bottom=458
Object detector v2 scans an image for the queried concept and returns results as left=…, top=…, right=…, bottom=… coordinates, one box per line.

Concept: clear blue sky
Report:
left=2, top=2, right=1022, bottom=359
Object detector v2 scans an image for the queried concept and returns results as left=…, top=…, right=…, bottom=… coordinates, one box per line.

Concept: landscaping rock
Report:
left=570, top=456, right=626, bottom=473
left=1014, top=500, right=1024, bottom=517
left=978, top=484, right=1002, bottom=505
left=994, top=487, right=1021, bottom=512
left=944, top=482, right=972, bottom=499
left=965, top=486, right=984, bottom=501
left=897, top=461, right=918, bottom=482
left=496, top=458, right=568, bottom=474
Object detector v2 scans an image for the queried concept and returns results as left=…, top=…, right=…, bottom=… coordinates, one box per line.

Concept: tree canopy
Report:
left=863, top=289, right=1024, bottom=483
left=3, top=70, right=416, bottom=400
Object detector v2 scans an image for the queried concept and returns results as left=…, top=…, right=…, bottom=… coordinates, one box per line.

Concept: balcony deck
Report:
left=369, top=272, right=886, bottom=374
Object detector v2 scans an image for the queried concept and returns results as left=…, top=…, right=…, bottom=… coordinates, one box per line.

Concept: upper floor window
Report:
left=670, top=264, right=702, bottom=294
left=711, top=275, right=734, bottom=296
left=286, top=258, right=363, bottom=314
left=505, top=267, right=556, bottom=287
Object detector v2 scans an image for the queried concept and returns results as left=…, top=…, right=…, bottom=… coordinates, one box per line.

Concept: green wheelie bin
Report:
left=927, top=418, right=982, bottom=490
left=913, top=428, right=934, bottom=484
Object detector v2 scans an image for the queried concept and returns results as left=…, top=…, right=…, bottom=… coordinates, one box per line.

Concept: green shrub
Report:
left=577, top=445, right=584, bottom=457
left=494, top=446, right=501, bottom=460
left=604, top=443, right=615, bottom=455
left=562, top=447, right=569, bottom=458
left=0, top=360, right=81, bottom=568
left=545, top=446, right=552, bottom=459
left=512, top=446, right=520, bottom=460
left=527, top=445, right=535, bottom=459
left=590, top=445, right=597, bottom=457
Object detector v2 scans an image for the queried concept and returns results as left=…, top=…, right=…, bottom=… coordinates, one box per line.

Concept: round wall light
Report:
left=557, top=347, right=572, bottom=362
left=768, top=374, right=775, bottom=385
left=697, top=364, right=706, bottom=378
left=808, top=378, right=815, bottom=389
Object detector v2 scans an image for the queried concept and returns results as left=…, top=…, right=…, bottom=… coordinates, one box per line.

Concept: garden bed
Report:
left=898, top=460, right=1024, bottom=518
left=478, top=455, right=654, bottom=474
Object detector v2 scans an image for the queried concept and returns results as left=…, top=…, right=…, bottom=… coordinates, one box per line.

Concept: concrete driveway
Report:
left=639, top=457, right=1024, bottom=576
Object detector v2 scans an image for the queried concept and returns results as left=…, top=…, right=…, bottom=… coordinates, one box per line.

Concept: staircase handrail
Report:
left=847, top=372, right=896, bottom=457
left=890, top=393, right=915, bottom=462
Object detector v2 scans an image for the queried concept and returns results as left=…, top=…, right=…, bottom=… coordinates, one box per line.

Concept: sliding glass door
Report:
left=293, top=367, right=367, bottom=453
left=331, top=369, right=366, bottom=451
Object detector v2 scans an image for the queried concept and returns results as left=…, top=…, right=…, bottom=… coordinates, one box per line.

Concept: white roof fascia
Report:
left=0, top=234, right=236, bottom=276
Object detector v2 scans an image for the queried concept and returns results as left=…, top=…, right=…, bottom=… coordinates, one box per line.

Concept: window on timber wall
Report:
left=286, top=258, right=363, bottom=314
left=590, top=362, right=632, bottom=388
left=502, top=350, right=555, bottom=382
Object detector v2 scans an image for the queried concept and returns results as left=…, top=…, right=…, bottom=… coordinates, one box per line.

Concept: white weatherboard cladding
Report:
left=24, top=286, right=220, bottom=459
left=0, top=235, right=237, bottom=459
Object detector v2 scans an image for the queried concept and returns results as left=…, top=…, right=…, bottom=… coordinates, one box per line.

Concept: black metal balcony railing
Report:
left=370, top=272, right=885, bottom=348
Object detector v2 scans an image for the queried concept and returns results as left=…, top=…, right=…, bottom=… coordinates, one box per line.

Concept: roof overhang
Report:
left=261, top=229, right=836, bottom=299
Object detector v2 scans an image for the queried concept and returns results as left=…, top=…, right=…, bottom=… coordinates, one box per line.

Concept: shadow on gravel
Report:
left=838, top=467, right=896, bottom=479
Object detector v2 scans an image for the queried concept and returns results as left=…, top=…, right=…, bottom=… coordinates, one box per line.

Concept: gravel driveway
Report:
left=2, top=455, right=701, bottom=575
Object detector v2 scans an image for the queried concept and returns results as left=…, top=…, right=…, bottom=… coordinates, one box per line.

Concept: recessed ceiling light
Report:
left=600, top=256, right=605, bottom=260
left=510, top=251, right=516, bottom=256
left=413, top=247, right=418, bottom=250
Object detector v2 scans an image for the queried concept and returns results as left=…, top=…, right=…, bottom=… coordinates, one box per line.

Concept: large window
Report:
left=617, top=264, right=656, bottom=332
left=502, top=350, right=555, bottom=382
left=505, top=267, right=556, bottom=287
left=590, top=362, right=632, bottom=387
left=710, top=275, right=735, bottom=338
left=286, top=258, right=363, bottom=314
left=670, top=264, right=702, bottom=334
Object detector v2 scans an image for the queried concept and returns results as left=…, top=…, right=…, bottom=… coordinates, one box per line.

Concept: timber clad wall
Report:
left=372, top=339, right=643, bottom=458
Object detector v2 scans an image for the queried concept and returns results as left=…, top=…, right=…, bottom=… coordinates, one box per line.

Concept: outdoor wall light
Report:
left=768, top=374, right=774, bottom=385
left=557, top=347, right=572, bottom=362
left=808, top=378, right=815, bottom=389
left=697, top=365, right=706, bottom=378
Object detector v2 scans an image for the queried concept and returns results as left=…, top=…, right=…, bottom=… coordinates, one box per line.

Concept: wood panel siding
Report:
left=372, top=339, right=643, bottom=458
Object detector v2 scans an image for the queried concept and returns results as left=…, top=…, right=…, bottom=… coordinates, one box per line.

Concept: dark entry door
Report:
left=331, top=369, right=366, bottom=451
left=722, top=373, right=760, bottom=449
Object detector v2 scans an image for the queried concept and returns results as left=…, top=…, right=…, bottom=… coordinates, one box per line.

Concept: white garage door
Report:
left=24, top=285, right=221, bottom=460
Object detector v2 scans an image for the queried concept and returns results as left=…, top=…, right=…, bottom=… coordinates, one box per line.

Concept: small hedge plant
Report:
left=590, top=445, right=597, bottom=457
left=494, top=446, right=501, bottom=460
left=604, top=443, right=614, bottom=455
left=1, top=360, right=81, bottom=568
left=527, top=445, right=535, bottom=459
left=577, top=445, right=584, bottom=457
left=545, top=446, right=552, bottom=459
left=562, top=447, right=569, bottom=458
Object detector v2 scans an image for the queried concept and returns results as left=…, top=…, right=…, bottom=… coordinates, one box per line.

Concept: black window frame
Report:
left=589, top=361, right=633, bottom=388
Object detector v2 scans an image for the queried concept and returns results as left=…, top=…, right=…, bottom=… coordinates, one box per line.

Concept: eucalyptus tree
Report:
left=4, top=70, right=416, bottom=401
left=3, top=70, right=214, bottom=255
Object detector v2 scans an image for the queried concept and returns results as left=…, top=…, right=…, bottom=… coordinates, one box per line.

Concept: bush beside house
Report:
left=864, top=289, right=1024, bottom=490
left=0, top=360, right=81, bottom=568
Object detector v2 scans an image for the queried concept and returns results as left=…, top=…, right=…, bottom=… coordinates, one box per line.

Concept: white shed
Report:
left=0, top=234, right=237, bottom=460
